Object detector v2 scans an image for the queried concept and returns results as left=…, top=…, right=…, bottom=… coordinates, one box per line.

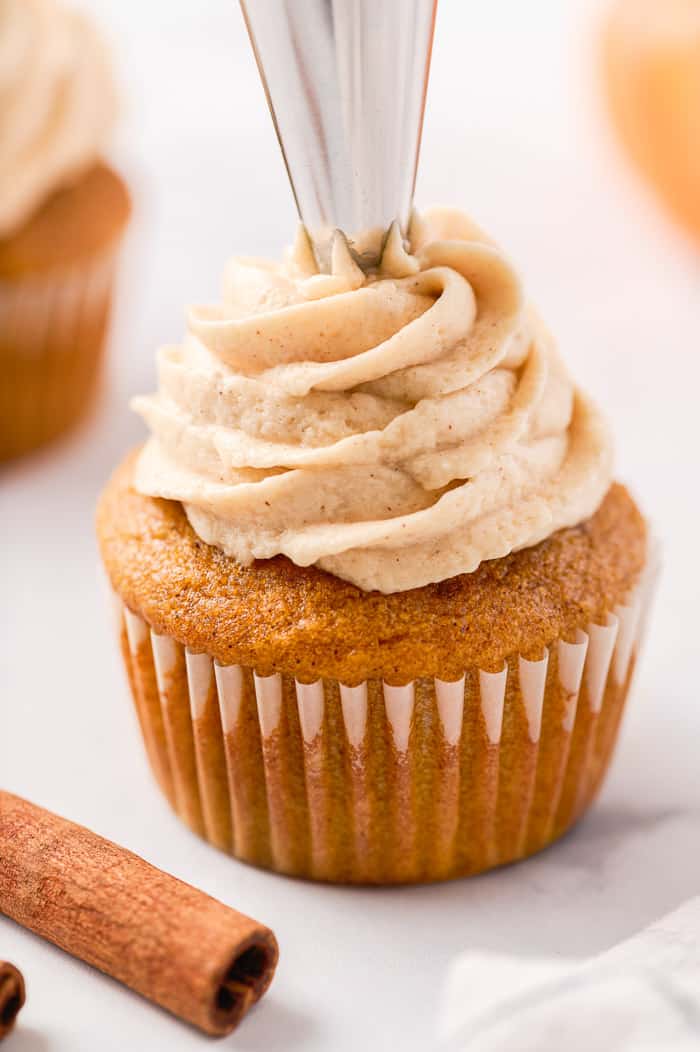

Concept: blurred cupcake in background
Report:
left=604, top=0, right=700, bottom=243
left=0, top=0, right=130, bottom=461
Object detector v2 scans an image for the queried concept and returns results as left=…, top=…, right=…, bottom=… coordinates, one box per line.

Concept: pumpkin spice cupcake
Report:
left=0, top=0, right=130, bottom=461
left=98, top=208, right=656, bottom=884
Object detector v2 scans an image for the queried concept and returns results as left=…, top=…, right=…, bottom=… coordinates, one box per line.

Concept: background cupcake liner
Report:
left=111, top=543, right=659, bottom=885
left=0, top=250, right=119, bottom=460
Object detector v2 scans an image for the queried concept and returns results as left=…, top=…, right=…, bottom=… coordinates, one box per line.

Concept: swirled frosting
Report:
left=0, top=0, right=117, bottom=238
left=133, top=208, right=613, bottom=594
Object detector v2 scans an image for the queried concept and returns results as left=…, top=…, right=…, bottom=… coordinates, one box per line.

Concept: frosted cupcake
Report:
left=98, top=208, right=655, bottom=883
left=0, top=0, right=130, bottom=460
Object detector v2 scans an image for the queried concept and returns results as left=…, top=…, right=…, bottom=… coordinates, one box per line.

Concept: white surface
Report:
left=440, top=897, right=700, bottom=1050
left=2, top=1, right=700, bottom=1049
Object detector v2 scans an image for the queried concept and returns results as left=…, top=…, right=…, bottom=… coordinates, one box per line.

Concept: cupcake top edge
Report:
left=0, top=0, right=118, bottom=239
left=132, top=206, right=614, bottom=595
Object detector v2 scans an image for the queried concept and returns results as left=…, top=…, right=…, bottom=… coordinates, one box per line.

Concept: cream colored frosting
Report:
left=0, top=0, right=117, bottom=237
left=133, top=208, right=613, bottom=594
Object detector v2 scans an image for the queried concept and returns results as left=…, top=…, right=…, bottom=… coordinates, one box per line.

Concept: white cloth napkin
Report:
left=438, top=897, right=700, bottom=1051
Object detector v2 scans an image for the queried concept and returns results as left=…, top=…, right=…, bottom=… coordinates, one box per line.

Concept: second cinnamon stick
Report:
left=0, top=791, right=278, bottom=1036
left=0, top=961, right=25, bottom=1041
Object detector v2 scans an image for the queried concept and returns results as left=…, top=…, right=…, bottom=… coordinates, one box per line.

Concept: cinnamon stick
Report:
left=0, top=961, right=25, bottom=1041
left=0, top=792, right=278, bottom=1036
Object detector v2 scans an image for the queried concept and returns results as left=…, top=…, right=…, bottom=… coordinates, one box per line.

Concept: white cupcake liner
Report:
left=111, top=541, right=660, bottom=884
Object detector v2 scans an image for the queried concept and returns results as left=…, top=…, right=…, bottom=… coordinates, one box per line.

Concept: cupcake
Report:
left=0, top=0, right=130, bottom=461
left=98, top=208, right=656, bottom=884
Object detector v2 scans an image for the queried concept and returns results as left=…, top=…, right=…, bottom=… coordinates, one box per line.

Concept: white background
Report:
left=2, top=1, right=700, bottom=1049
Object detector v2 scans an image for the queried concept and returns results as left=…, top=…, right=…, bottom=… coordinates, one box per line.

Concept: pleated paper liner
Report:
left=112, top=544, right=659, bottom=885
left=0, top=249, right=118, bottom=461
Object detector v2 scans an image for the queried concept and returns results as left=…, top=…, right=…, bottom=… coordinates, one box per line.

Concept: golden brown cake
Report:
left=98, top=207, right=656, bottom=883
left=0, top=0, right=129, bottom=461
left=0, top=164, right=131, bottom=460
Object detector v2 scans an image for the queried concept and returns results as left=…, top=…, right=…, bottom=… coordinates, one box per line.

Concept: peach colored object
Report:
left=604, top=0, right=700, bottom=241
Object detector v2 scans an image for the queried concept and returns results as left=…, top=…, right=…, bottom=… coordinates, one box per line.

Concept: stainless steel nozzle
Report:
left=240, top=0, right=437, bottom=270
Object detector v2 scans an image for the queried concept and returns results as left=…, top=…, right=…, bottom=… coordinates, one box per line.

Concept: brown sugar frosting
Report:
left=131, top=208, right=614, bottom=594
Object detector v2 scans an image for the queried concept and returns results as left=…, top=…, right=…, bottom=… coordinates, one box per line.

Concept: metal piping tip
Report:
left=240, top=0, right=437, bottom=272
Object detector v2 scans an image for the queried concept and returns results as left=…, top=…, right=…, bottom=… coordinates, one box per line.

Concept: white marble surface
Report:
left=2, top=1, right=699, bottom=1049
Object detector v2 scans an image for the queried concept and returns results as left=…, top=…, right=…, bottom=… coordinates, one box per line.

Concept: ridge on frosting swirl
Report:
left=0, top=0, right=117, bottom=238
left=132, top=208, right=613, bottom=594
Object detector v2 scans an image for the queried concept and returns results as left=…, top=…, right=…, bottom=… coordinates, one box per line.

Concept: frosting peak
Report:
left=133, top=208, right=613, bottom=593
left=0, top=0, right=117, bottom=237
